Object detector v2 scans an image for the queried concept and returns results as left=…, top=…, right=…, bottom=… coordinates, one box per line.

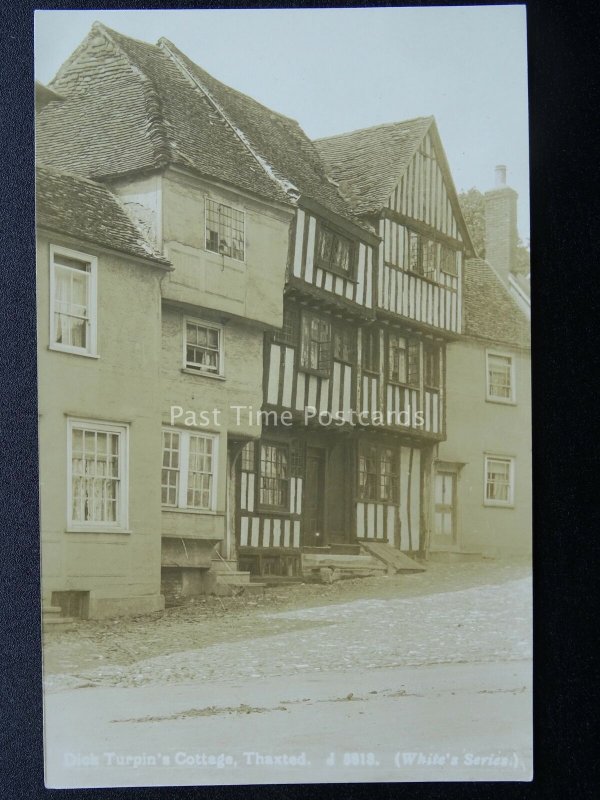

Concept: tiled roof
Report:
left=463, top=258, right=530, bottom=348
left=36, top=23, right=363, bottom=228
left=314, top=118, right=434, bottom=216
left=36, top=165, right=171, bottom=267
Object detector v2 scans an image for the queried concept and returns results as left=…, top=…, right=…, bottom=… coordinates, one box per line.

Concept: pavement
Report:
left=42, top=559, right=532, bottom=787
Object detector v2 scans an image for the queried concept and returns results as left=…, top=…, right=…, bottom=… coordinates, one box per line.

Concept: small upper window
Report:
left=300, top=311, right=332, bottom=376
left=487, top=352, right=515, bottom=403
left=185, top=319, right=224, bottom=376
left=205, top=199, right=245, bottom=261
left=424, top=344, right=441, bottom=389
left=316, top=225, right=353, bottom=276
left=484, top=455, right=515, bottom=506
left=333, top=325, right=355, bottom=363
left=50, top=246, right=97, bottom=356
left=275, top=306, right=299, bottom=346
left=440, top=245, right=458, bottom=276
left=362, top=328, right=380, bottom=374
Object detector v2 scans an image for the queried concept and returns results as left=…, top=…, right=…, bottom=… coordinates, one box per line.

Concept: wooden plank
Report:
left=387, top=505, right=395, bottom=547
left=267, top=344, right=281, bottom=405
left=305, top=215, right=316, bottom=283
left=356, top=243, right=366, bottom=306
left=247, top=473, right=255, bottom=512
left=293, top=209, right=305, bottom=277
left=400, top=447, right=410, bottom=550
left=241, top=515, right=249, bottom=546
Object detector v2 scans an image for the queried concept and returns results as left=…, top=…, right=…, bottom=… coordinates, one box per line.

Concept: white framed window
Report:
left=50, top=245, right=97, bottom=356
left=486, top=351, right=516, bottom=403
left=184, top=318, right=224, bottom=376
left=484, top=455, right=515, bottom=506
left=67, top=419, right=128, bottom=531
left=205, top=198, right=245, bottom=261
left=161, top=428, right=219, bottom=512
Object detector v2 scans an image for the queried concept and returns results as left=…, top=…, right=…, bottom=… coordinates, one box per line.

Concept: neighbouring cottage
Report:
left=433, top=171, right=531, bottom=557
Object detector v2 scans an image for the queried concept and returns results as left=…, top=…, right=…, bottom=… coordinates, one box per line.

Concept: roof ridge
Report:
left=90, top=22, right=171, bottom=169
left=158, top=37, right=300, bottom=203
left=314, top=116, right=434, bottom=143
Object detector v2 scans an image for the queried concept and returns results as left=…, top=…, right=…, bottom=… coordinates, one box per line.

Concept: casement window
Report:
left=484, top=455, right=515, bottom=506
left=161, top=429, right=218, bottom=511
left=275, top=306, right=299, bottom=346
left=487, top=351, right=515, bottom=402
left=240, top=440, right=255, bottom=473
left=259, top=442, right=289, bottom=509
left=333, top=324, right=355, bottom=363
left=358, top=443, right=398, bottom=503
left=300, top=311, right=332, bottom=375
left=421, top=239, right=438, bottom=281
left=205, top=198, right=245, bottom=261
left=440, top=245, right=458, bottom=276
left=184, top=319, right=224, bottom=376
left=387, top=333, right=407, bottom=384
left=388, top=333, right=419, bottom=385
left=424, top=343, right=441, bottom=389
left=362, top=328, right=380, bottom=373
left=67, top=419, right=128, bottom=530
left=316, top=225, right=353, bottom=276
left=50, top=245, right=97, bottom=356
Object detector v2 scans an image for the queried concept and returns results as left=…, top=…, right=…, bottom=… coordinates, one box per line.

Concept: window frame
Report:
left=486, top=350, right=516, bottom=404
left=483, top=454, right=515, bottom=507
left=315, top=222, right=356, bottom=279
left=424, top=342, right=441, bottom=390
left=258, top=440, right=290, bottom=511
left=299, top=310, right=332, bottom=377
left=49, top=244, right=98, bottom=358
left=161, top=427, right=219, bottom=513
left=358, top=441, right=398, bottom=504
left=362, top=327, right=380, bottom=375
left=204, top=197, right=246, bottom=263
left=183, top=317, right=225, bottom=378
left=66, top=418, right=129, bottom=532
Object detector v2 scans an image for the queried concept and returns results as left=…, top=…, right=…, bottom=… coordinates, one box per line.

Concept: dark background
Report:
left=1, top=1, right=598, bottom=798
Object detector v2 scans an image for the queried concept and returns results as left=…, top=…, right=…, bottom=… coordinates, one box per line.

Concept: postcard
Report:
left=35, top=6, right=532, bottom=787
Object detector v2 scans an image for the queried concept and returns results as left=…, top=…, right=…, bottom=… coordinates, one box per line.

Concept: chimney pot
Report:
left=495, top=165, right=507, bottom=187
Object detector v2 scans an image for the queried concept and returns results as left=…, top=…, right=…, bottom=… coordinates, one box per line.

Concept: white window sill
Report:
left=485, top=396, right=517, bottom=406
left=66, top=527, right=131, bottom=534
left=181, top=368, right=226, bottom=381
left=48, top=345, right=99, bottom=359
left=483, top=502, right=515, bottom=509
left=162, top=506, right=223, bottom=516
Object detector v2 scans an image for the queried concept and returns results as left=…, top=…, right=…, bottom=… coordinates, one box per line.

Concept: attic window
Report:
left=205, top=199, right=245, bottom=261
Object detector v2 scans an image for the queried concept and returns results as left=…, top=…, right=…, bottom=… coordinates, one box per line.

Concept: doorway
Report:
left=304, top=446, right=326, bottom=547
left=433, top=468, right=458, bottom=549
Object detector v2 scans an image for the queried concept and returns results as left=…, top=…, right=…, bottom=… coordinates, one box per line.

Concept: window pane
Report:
left=259, top=443, right=289, bottom=507
left=53, top=262, right=90, bottom=349
left=206, top=199, right=244, bottom=260
left=186, top=323, right=220, bottom=373
left=488, top=355, right=512, bottom=398
left=71, top=426, right=121, bottom=523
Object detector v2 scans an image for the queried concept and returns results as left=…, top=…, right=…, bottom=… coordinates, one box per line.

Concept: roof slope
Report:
left=314, top=117, right=433, bottom=216
left=36, top=165, right=171, bottom=267
left=463, top=258, right=530, bottom=348
left=36, top=23, right=361, bottom=226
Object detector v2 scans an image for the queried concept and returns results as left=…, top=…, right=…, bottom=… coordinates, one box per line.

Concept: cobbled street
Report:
left=43, top=559, right=532, bottom=786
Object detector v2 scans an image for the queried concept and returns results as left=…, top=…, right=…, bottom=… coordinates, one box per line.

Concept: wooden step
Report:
left=360, top=541, right=426, bottom=573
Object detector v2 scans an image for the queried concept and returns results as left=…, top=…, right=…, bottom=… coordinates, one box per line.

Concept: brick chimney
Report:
left=484, top=165, right=518, bottom=279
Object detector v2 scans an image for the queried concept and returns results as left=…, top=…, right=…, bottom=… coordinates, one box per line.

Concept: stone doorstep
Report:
left=42, top=605, right=77, bottom=633
left=210, top=558, right=240, bottom=574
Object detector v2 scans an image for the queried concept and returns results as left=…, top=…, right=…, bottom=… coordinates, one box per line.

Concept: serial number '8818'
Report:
left=343, top=752, right=378, bottom=766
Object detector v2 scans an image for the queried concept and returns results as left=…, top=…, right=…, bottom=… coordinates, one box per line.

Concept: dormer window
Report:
left=316, top=224, right=354, bottom=277
left=205, top=198, right=245, bottom=261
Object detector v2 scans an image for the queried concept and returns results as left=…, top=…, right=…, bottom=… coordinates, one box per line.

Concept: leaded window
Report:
left=205, top=198, right=245, bottom=261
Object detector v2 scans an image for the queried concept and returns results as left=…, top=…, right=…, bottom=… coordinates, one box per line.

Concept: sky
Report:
left=34, top=7, right=530, bottom=241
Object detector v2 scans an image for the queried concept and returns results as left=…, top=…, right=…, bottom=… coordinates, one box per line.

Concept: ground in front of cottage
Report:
left=43, top=558, right=532, bottom=786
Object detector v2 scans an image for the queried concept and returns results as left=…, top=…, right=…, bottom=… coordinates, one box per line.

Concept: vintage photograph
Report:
left=34, top=7, right=531, bottom=787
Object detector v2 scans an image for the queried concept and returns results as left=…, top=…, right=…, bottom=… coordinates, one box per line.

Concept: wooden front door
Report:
left=433, top=469, right=457, bottom=548
left=304, top=447, right=326, bottom=547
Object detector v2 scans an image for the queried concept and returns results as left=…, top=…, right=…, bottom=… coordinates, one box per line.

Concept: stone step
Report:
left=301, top=553, right=386, bottom=571
left=210, top=558, right=240, bottom=574
left=215, top=570, right=252, bottom=585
